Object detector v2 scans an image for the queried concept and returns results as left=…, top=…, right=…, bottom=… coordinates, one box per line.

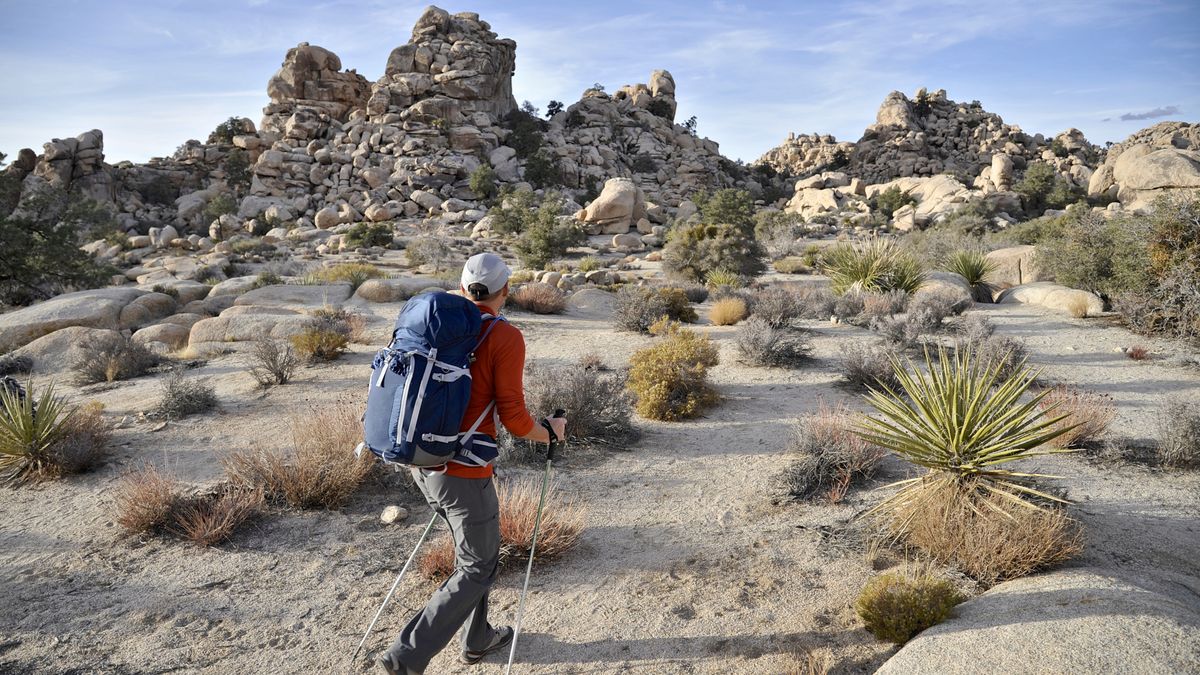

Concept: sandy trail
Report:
left=2, top=295, right=1198, bottom=674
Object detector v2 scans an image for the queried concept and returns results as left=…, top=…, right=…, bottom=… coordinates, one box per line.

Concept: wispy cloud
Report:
left=1102, top=105, right=1182, bottom=122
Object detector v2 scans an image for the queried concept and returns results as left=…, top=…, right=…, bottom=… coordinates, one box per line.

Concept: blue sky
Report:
left=1, top=0, right=1197, bottom=164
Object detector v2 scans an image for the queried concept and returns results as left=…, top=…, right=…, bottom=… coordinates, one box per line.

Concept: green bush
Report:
left=488, top=190, right=539, bottom=236
left=692, top=188, right=756, bottom=233
left=224, top=149, right=252, bottom=195
left=873, top=185, right=918, bottom=218
left=1015, top=162, right=1083, bottom=215
left=941, top=249, right=997, bottom=293
left=344, top=222, right=393, bottom=249
left=613, top=286, right=698, bottom=333
left=627, top=325, right=719, bottom=421
left=503, top=109, right=544, bottom=159
left=1, top=383, right=110, bottom=485
left=290, top=328, right=349, bottom=363
left=523, top=150, right=562, bottom=189
left=207, top=117, right=244, bottom=144
left=469, top=163, right=498, bottom=200
left=856, top=572, right=964, bottom=645
left=631, top=154, right=659, bottom=173
left=512, top=194, right=584, bottom=269
left=663, top=222, right=766, bottom=282
left=820, top=239, right=926, bottom=295
left=1036, top=210, right=1151, bottom=301
left=0, top=184, right=116, bottom=306
left=203, top=193, right=237, bottom=224
left=1112, top=192, right=1200, bottom=339
left=307, top=262, right=385, bottom=290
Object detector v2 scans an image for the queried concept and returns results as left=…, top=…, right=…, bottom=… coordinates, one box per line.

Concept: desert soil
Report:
left=3, top=273, right=1199, bottom=674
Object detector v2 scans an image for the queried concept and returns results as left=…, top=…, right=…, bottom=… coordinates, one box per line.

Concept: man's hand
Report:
left=544, top=416, right=566, bottom=442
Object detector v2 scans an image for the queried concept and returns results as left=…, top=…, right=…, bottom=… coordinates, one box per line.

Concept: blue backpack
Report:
left=360, top=291, right=503, bottom=467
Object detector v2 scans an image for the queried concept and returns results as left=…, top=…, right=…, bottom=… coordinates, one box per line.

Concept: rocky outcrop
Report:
left=755, top=133, right=854, bottom=179
left=876, top=568, right=1200, bottom=675
left=576, top=178, right=647, bottom=234
left=1088, top=122, right=1200, bottom=210
left=996, top=282, right=1104, bottom=316
left=0, top=288, right=148, bottom=353
left=261, top=43, right=370, bottom=136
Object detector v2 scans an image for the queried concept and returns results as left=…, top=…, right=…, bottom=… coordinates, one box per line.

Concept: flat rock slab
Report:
left=233, top=283, right=352, bottom=310
left=877, top=568, right=1200, bottom=675
left=0, top=288, right=145, bottom=352
left=187, top=313, right=315, bottom=351
left=996, top=281, right=1104, bottom=316
left=10, top=326, right=124, bottom=374
left=354, top=277, right=451, bottom=303
left=566, top=288, right=617, bottom=319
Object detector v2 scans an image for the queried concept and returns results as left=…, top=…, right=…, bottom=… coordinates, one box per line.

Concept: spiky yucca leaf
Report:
left=820, top=239, right=928, bottom=295
left=856, top=346, right=1077, bottom=518
left=0, top=382, right=75, bottom=485
left=941, top=249, right=997, bottom=289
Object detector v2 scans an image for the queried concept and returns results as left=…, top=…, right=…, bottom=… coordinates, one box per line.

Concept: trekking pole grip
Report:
left=542, top=408, right=566, bottom=462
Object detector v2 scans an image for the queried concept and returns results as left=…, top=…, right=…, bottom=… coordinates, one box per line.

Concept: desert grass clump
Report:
left=833, top=291, right=866, bottom=324
left=419, top=477, right=584, bottom=579
left=953, top=317, right=1029, bottom=384
left=839, top=342, right=902, bottom=391
left=749, top=286, right=802, bottom=328
left=680, top=284, right=709, bottom=303
left=735, top=317, right=812, bottom=368
left=861, top=290, right=910, bottom=324
left=508, top=282, right=567, bottom=314
left=855, top=570, right=964, bottom=645
left=613, top=286, right=697, bottom=333
left=709, top=297, right=748, bottom=325
left=704, top=268, right=743, bottom=296
left=169, top=485, right=264, bottom=547
left=627, top=325, right=719, bottom=421
left=857, top=347, right=1083, bottom=582
left=309, top=306, right=368, bottom=343
left=245, top=336, right=299, bottom=387
left=795, top=286, right=837, bottom=320
left=155, top=371, right=217, bottom=419
left=776, top=404, right=885, bottom=502
left=1037, top=386, right=1116, bottom=449
left=820, top=239, right=927, bottom=295
left=307, top=262, right=385, bottom=290
left=1, top=384, right=110, bottom=484
left=291, top=328, right=349, bottom=363
left=1126, top=345, right=1150, bottom=361
left=114, top=465, right=181, bottom=533
left=514, top=362, right=636, bottom=452
left=1156, top=399, right=1200, bottom=469
left=1065, top=295, right=1091, bottom=319
left=223, top=402, right=375, bottom=509
left=72, top=335, right=162, bottom=384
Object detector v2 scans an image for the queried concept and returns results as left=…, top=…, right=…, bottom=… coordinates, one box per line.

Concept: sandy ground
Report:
left=2, top=275, right=1199, bottom=674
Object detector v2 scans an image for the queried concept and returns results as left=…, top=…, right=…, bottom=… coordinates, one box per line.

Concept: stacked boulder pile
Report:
left=1087, top=121, right=1200, bottom=210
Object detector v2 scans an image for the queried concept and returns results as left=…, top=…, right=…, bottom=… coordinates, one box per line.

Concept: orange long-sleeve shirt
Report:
left=446, top=304, right=535, bottom=478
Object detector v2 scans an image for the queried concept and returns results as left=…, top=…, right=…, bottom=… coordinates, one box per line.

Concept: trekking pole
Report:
left=349, top=511, right=438, bottom=668
left=505, top=408, right=565, bottom=675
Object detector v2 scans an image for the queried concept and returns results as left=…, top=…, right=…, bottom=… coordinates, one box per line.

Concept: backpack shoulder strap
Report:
left=472, top=314, right=506, bottom=355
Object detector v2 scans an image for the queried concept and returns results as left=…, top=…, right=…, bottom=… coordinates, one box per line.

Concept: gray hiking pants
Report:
left=386, top=469, right=501, bottom=671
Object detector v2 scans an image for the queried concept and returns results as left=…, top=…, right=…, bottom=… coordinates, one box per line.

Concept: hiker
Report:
left=378, top=252, right=567, bottom=675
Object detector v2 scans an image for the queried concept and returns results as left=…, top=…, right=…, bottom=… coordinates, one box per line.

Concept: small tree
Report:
left=203, top=193, right=237, bottom=224
left=874, top=185, right=917, bottom=218
left=663, top=222, right=766, bottom=282
left=224, top=148, right=251, bottom=196
left=513, top=194, right=584, bottom=268
left=469, top=163, right=498, bottom=200
left=693, top=188, right=756, bottom=233
left=523, top=151, right=561, bottom=189
left=682, top=116, right=697, bottom=135
left=208, top=117, right=244, bottom=145
left=520, top=100, right=540, bottom=117
left=546, top=100, right=564, bottom=118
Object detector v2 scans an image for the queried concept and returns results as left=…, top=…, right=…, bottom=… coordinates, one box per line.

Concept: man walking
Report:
left=378, top=253, right=567, bottom=674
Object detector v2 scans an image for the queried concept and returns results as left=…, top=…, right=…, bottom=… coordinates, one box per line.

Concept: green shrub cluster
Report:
left=856, top=572, right=964, bottom=645
left=1015, top=162, right=1084, bottom=215
left=627, top=325, right=719, bottom=421
left=663, top=222, right=766, bottom=282
left=613, top=286, right=698, bottom=333
left=345, top=222, right=394, bottom=249
left=469, top=163, right=498, bottom=201
left=820, top=239, right=926, bottom=295
left=873, top=186, right=917, bottom=218
left=505, top=193, right=584, bottom=269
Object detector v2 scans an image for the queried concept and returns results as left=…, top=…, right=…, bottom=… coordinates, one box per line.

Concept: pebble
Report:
left=380, top=505, right=408, bottom=524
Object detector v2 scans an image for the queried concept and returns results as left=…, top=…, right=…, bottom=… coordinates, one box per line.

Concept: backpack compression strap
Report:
left=452, top=314, right=508, bottom=467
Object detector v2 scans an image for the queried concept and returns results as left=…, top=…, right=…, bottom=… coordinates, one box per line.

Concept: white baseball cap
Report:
left=460, top=252, right=511, bottom=295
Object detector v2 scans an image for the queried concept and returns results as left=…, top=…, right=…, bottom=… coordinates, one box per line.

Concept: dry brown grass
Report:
left=777, top=404, right=885, bottom=502
left=223, top=401, right=374, bottom=509
left=1038, top=385, right=1116, bottom=449
left=114, top=465, right=181, bottom=534
left=508, top=283, right=567, bottom=314
left=1126, top=345, right=1150, bottom=361
left=885, top=478, right=1083, bottom=585
left=784, top=650, right=833, bottom=675
left=1066, top=295, right=1090, bottom=319
left=168, top=486, right=264, bottom=547
left=418, top=477, right=584, bottom=579
left=708, top=297, right=748, bottom=325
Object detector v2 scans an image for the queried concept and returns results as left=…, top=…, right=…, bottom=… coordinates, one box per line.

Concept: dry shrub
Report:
left=517, top=362, right=636, bottom=450
left=418, top=477, right=584, bottom=579
left=51, top=402, right=111, bottom=475
left=613, top=286, right=697, bottom=333
left=72, top=335, right=162, bottom=384
left=309, top=306, right=368, bottom=343
left=1066, top=295, right=1090, bottom=319
left=1126, top=345, right=1150, bottom=361
left=795, top=286, right=837, bottom=320
left=114, top=465, right=181, bottom=534
left=856, top=569, right=964, bottom=645
left=290, top=328, right=349, bottom=363
left=627, top=326, right=719, bottom=420
left=861, top=290, right=910, bottom=323
left=886, top=479, right=1083, bottom=584
left=246, top=336, right=299, bottom=387
left=776, top=404, right=885, bottom=502
left=307, top=262, right=385, bottom=290
left=953, top=317, right=1029, bottom=383
left=1038, top=386, right=1116, bottom=449
left=224, top=401, right=375, bottom=508
left=169, top=485, right=264, bottom=547
left=735, top=317, right=812, bottom=368
left=833, top=291, right=866, bottom=323
left=1157, top=399, right=1200, bottom=469
left=155, top=371, right=217, bottom=419
left=508, top=283, right=567, bottom=314
left=680, top=284, right=709, bottom=303
left=772, top=257, right=810, bottom=275
left=839, top=342, right=902, bottom=391
left=750, top=286, right=802, bottom=328
left=0, top=354, right=33, bottom=377
left=785, top=650, right=832, bottom=675
left=709, top=297, right=748, bottom=325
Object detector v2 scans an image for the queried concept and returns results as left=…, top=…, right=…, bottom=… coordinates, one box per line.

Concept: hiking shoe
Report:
left=377, top=652, right=420, bottom=675
left=460, top=626, right=514, bottom=665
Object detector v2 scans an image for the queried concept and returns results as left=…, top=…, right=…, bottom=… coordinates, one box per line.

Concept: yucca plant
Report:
left=704, top=268, right=742, bottom=293
left=0, top=382, right=76, bottom=485
left=942, top=249, right=997, bottom=299
left=856, top=346, right=1077, bottom=520
left=821, top=239, right=928, bottom=295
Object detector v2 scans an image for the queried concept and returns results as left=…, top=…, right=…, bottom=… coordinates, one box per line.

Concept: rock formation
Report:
left=1088, top=121, right=1200, bottom=210
left=755, top=132, right=854, bottom=180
